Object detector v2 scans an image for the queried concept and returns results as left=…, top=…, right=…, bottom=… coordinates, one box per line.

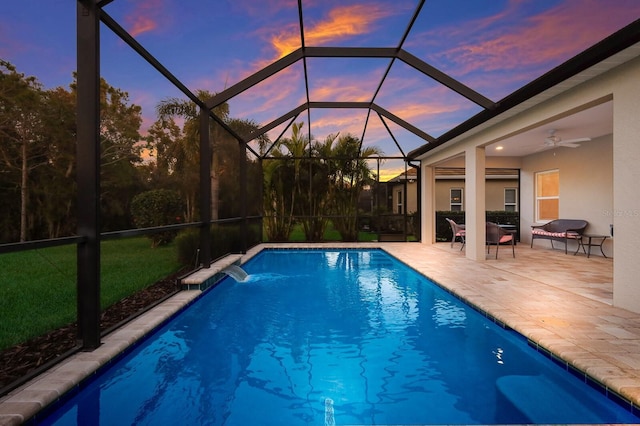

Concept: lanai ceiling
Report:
left=95, top=1, right=640, bottom=177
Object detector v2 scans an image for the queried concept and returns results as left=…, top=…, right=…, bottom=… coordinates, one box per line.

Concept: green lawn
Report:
left=289, top=222, right=379, bottom=242
left=1, top=227, right=385, bottom=351
left=0, top=237, right=181, bottom=350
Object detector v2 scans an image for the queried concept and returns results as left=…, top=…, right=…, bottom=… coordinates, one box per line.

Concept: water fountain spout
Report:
left=221, top=264, right=249, bottom=282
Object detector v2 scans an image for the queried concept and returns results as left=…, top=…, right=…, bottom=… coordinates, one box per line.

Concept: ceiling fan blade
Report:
left=558, top=142, right=580, bottom=148
left=560, top=137, right=591, bottom=144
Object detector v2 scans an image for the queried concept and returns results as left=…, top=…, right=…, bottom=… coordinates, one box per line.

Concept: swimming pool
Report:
left=37, top=248, right=639, bottom=424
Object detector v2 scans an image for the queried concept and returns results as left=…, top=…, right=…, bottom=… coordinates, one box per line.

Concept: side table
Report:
left=574, top=234, right=608, bottom=258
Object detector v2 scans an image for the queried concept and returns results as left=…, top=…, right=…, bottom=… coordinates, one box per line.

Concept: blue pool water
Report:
left=38, top=249, right=639, bottom=425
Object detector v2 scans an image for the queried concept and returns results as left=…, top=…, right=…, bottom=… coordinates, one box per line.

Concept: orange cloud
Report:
left=125, top=0, right=166, bottom=37
left=221, top=3, right=401, bottom=116
left=271, top=4, right=394, bottom=58
left=429, top=0, right=640, bottom=76
left=309, top=70, right=383, bottom=102
left=231, top=65, right=306, bottom=119
left=311, top=109, right=368, bottom=133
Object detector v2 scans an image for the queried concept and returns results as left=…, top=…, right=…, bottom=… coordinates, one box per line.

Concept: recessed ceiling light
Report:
left=495, top=146, right=504, bottom=151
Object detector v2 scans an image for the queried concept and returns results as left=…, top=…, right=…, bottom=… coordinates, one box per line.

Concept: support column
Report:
left=76, top=0, right=101, bottom=350
left=199, top=109, right=212, bottom=267
left=420, top=163, right=435, bottom=244
left=613, top=63, right=640, bottom=312
left=239, top=139, right=248, bottom=253
left=465, top=147, right=486, bottom=261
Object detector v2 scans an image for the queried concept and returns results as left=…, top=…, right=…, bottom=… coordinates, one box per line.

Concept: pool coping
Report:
left=1, top=242, right=638, bottom=424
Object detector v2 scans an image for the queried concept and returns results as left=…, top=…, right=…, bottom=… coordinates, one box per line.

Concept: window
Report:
left=396, top=190, right=403, bottom=214
left=504, top=188, right=518, bottom=211
left=450, top=188, right=463, bottom=211
left=535, top=170, right=559, bottom=221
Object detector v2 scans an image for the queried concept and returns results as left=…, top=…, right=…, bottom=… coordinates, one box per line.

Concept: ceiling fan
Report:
left=542, top=129, right=591, bottom=149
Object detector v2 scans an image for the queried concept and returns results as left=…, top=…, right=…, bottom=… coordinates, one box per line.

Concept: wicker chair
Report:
left=486, top=222, right=515, bottom=258
left=445, top=218, right=466, bottom=250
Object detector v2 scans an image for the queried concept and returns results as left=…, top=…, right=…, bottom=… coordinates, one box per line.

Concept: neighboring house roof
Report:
left=387, top=167, right=518, bottom=183
left=387, top=167, right=418, bottom=183
left=435, top=168, right=518, bottom=179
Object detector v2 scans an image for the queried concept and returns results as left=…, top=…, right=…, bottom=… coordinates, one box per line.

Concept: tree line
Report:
left=0, top=60, right=382, bottom=245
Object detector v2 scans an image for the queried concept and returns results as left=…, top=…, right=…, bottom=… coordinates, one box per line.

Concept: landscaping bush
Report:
left=175, top=229, right=201, bottom=266
left=130, top=189, right=183, bottom=247
left=175, top=223, right=263, bottom=266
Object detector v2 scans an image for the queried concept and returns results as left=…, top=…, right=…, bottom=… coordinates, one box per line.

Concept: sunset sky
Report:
left=2, top=0, right=639, bottom=179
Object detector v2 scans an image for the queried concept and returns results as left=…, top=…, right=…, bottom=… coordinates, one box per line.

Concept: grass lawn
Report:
left=289, top=222, right=379, bottom=242
left=1, top=226, right=391, bottom=351
left=0, top=237, right=181, bottom=350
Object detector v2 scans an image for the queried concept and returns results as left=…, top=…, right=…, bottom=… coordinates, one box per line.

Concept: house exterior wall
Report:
left=389, top=182, right=418, bottom=214
left=435, top=179, right=519, bottom=211
left=611, top=56, right=640, bottom=310
left=417, top=54, right=640, bottom=313
left=522, top=135, right=613, bottom=256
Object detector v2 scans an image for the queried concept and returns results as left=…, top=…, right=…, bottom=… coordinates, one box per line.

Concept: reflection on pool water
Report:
left=38, top=249, right=639, bottom=425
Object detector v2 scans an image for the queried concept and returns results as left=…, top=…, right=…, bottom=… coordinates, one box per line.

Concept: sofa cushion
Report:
left=531, top=229, right=565, bottom=238
left=531, top=229, right=581, bottom=238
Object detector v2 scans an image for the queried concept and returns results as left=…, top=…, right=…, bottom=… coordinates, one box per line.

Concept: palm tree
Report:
left=156, top=91, right=229, bottom=221
left=262, top=125, right=381, bottom=242
left=284, top=122, right=331, bottom=241
left=262, top=148, right=294, bottom=241
left=328, top=134, right=382, bottom=241
left=280, top=122, right=312, bottom=238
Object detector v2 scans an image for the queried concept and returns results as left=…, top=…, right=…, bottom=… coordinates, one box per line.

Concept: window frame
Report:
left=535, top=169, right=559, bottom=222
left=450, top=188, right=463, bottom=211
left=504, top=187, right=518, bottom=212
left=396, top=189, right=403, bottom=214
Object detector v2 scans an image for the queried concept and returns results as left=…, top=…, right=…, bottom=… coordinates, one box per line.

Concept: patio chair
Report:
left=445, top=218, right=466, bottom=250
left=486, top=222, right=515, bottom=258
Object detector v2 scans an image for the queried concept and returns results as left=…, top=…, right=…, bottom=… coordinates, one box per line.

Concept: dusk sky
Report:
left=2, top=0, right=639, bottom=179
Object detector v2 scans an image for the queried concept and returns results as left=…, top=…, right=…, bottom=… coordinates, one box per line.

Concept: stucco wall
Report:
left=521, top=134, right=613, bottom=256
left=612, top=57, right=640, bottom=310
left=418, top=53, right=640, bottom=312
left=435, top=179, right=519, bottom=211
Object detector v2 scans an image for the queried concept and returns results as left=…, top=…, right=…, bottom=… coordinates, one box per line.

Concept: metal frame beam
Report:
left=99, top=10, right=202, bottom=109
left=100, top=9, right=246, bottom=148
left=205, top=50, right=304, bottom=110
left=247, top=104, right=307, bottom=143
left=396, top=50, right=495, bottom=110
left=199, top=108, right=212, bottom=267
left=76, top=0, right=101, bottom=350
left=370, top=103, right=436, bottom=143
left=250, top=102, right=434, bottom=147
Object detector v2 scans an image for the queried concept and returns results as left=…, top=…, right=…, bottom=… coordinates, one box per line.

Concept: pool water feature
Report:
left=220, top=264, right=249, bottom=282
left=37, top=249, right=639, bottom=425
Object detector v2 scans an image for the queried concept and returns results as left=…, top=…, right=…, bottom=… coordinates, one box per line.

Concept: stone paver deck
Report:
left=2, top=242, right=639, bottom=424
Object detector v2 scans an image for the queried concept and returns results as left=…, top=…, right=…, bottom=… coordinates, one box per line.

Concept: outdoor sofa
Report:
left=530, top=219, right=588, bottom=254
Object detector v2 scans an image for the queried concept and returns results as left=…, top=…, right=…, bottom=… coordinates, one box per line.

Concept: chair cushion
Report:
left=531, top=229, right=567, bottom=238
left=499, top=235, right=512, bottom=243
left=531, top=229, right=580, bottom=239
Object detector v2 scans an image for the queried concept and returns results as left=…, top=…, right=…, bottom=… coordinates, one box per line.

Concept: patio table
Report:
left=574, top=234, right=608, bottom=258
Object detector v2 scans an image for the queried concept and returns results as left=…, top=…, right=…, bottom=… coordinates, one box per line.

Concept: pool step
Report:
left=179, top=254, right=244, bottom=290
left=495, top=374, right=604, bottom=424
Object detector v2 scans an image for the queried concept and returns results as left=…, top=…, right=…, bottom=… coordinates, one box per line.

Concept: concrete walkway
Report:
left=1, top=242, right=639, bottom=424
